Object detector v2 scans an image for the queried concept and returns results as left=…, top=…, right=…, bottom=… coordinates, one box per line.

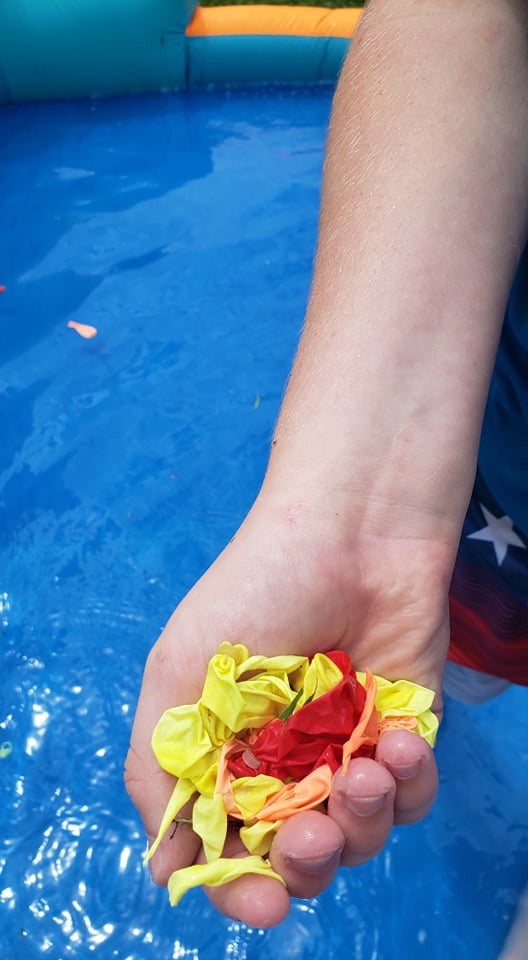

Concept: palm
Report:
left=160, top=502, right=449, bottom=703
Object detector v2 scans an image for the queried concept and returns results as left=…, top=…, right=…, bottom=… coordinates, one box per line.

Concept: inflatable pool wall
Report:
left=0, top=1, right=362, bottom=103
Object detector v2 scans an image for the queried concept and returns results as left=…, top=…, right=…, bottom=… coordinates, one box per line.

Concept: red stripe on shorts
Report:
left=448, top=558, right=528, bottom=685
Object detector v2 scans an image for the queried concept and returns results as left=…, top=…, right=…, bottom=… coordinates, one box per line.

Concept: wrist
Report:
left=263, top=391, right=476, bottom=556
left=255, top=473, right=457, bottom=591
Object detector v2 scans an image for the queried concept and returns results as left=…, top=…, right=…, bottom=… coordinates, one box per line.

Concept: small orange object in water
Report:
left=67, top=320, right=98, bottom=339
left=0, top=285, right=6, bottom=294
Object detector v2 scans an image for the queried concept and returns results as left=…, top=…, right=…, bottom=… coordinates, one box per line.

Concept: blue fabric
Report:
left=479, top=245, right=528, bottom=537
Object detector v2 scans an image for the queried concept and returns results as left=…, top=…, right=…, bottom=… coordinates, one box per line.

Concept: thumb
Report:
left=124, top=641, right=202, bottom=884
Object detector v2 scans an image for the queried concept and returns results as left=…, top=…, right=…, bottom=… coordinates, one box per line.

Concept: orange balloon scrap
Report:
left=67, top=320, right=98, bottom=339
left=0, top=285, right=6, bottom=294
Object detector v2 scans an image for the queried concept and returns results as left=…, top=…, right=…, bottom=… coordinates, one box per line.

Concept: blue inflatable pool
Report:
left=0, top=7, right=527, bottom=959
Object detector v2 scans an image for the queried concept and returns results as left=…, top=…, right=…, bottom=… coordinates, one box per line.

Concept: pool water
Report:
left=0, top=87, right=527, bottom=960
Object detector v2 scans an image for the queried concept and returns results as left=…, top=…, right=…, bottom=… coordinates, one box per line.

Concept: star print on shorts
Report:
left=448, top=472, right=528, bottom=685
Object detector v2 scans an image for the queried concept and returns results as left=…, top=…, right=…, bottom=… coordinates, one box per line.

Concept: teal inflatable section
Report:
left=0, top=0, right=195, bottom=103
left=0, top=0, right=353, bottom=103
left=187, top=34, right=349, bottom=87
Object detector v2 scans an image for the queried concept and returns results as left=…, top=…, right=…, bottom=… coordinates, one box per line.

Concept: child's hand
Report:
left=125, top=495, right=447, bottom=928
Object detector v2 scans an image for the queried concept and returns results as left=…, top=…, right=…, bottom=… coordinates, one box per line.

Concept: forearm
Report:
left=265, top=0, right=528, bottom=553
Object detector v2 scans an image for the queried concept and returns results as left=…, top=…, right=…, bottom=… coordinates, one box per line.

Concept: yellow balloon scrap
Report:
left=148, top=642, right=438, bottom=905
left=357, top=672, right=439, bottom=744
left=168, top=856, right=285, bottom=907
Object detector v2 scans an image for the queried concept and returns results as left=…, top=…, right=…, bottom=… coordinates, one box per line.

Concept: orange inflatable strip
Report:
left=186, top=5, right=362, bottom=39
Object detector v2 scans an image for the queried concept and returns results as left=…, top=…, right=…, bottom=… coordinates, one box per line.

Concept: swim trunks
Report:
left=448, top=244, right=528, bottom=686
left=448, top=470, right=528, bottom=685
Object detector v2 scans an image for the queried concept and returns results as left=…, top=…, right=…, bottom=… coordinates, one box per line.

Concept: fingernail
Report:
left=286, top=850, right=343, bottom=876
left=389, top=759, right=422, bottom=781
left=341, top=793, right=388, bottom=817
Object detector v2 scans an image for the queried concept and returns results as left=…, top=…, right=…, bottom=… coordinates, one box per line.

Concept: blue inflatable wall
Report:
left=0, top=0, right=359, bottom=103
